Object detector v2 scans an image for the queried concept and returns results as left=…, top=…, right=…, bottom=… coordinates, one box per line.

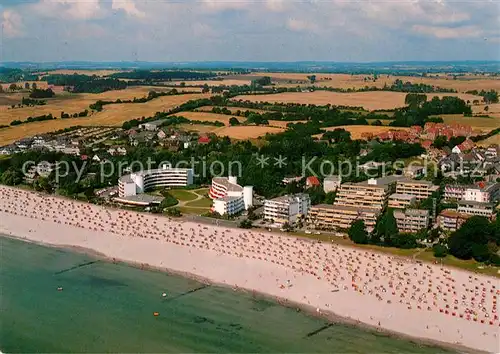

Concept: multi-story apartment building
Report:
left=209, top=177, right=253, bottom=216
left=463, top=183, right=500, bottom=203
left=444, top=184, right=468, bottom=201
left=307, top=204, right=380, bottom=231
left=395, top=179, right=439, bottom=201
left=335, top=176, right=400, bottom=211
left=393, top=209, right=430, bottom=234
left=264, top=193, right=310, bottom=226
left=388, top=193, right=416, bottom=209
left=457, top=200, right=495, bottom=218
left=437, top=209, right=471, bottom=232
left=444, top=183, right=499, bottom=203
left=118, top=164, right=194, bottom=198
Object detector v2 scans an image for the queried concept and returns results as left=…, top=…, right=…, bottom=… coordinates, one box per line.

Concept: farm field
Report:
left=195, top=106, right=271, bottom=114
left=0, top=93, right=208, bottom=146
left=322, top=125, right=410, bottom=140
left=177, top=123, right=284, bottom=140
left=0, top=86, right=182, bottom=125
left=233, top=91, right=482, bottom=111
left=477, top=134, right=500, bottom=146
left=214, top=125, right=284, bottom=139
left=167, top=79, right=252, bottom=86
left=34, top=69, right=128, bottom=77
left=439, top=114, right=500, bottom=132
left=245, top=72, right=500, bottom=92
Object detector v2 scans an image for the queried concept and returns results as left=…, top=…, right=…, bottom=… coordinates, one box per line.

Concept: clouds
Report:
left=1, top=0, right=499, bottom=62
left=111, top=0, right=145, bottom=18
left=2, top=9, right=24, bottom=38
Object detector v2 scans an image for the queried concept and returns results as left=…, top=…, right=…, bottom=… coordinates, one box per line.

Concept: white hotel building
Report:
left=118, top=164, right=194, bottom=198
left=264, top=193, right=311, bottom=227
left=209, top=176, right=253, bottom=216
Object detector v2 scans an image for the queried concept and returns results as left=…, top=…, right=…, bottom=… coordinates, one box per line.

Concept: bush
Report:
left=433, top=244, right=448, bottom=258
left=165, top=208, right=182, bottom=217
left=239, top=219, right=253, bottom=229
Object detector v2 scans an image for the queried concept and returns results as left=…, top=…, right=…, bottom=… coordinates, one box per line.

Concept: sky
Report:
left=1, top=0, right=499, bottom=62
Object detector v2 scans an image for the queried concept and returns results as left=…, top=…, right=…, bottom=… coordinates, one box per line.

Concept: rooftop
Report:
left=266, top=193, right=309, bottom=204
left=394, top=208, right=429, bottom=217
left=389, top=193, right=416, bottom=201
left=457, top=200, right=494, bottom=207
left=312, top=204, right=380, bottom=214
left=212, top=177, right=244, bottom=192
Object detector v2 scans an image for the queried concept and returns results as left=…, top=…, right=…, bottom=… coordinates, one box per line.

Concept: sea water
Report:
left=0, top=236, right=453, bottom=353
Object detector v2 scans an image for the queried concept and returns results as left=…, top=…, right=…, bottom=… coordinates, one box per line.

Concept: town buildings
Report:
left=264, top=194, right=310, bottom=226
left=209, top=177, right=253, bottom=216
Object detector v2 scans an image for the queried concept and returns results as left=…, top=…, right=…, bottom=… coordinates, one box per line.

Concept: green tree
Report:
left=433, top=244, right=448, bottom=258
left=0, top=169, right=23, bottom=185
left=239, top=219, right=253, bottom=229
left=229, top=117, right=240, bottom=126
left=348, top=219, right=369, bottom=244
left=405, top=93, right=427, bottom=108
left=375, top=209, right=399, bottom=246
left=448, top=216, right=492, bottom=260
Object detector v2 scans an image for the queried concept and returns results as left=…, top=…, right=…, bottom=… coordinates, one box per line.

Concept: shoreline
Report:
left=1, top=233, right=480, bottom=354
left=1, top=185, right=498, bottom=353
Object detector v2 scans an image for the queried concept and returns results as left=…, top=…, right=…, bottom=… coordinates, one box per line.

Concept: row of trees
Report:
left=43, top=74, right=127, bottom=93
left=348, top=211, right=500, bottom=265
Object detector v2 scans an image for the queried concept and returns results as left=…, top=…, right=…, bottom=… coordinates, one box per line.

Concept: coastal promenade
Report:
left=0, top=186, right=498, bottom=353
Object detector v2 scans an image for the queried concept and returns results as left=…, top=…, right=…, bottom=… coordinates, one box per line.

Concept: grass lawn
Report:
left=186, top=198, right=213, bottom=208
left=193, top=188, right=210, bottom=196
left=177, top=206, right=211, bottom=215
left=168, top=189, right=198, bottom=201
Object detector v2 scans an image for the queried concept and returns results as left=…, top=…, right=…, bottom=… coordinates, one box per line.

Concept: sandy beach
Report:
left=0, top=185, right=498, bottom=353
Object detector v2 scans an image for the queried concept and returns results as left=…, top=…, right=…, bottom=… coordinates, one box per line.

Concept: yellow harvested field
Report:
left=1, top=81, right=49, bottom=91
left=250, top=72, right=500, bottom=92
left=233, top=91, right=481, bottom=111
left=168, top=79, right=252, bottom=86
left=0, top=87, right=198, bottom=125
left=214, top=126, right=284, bottom=139
left=323, top=125, right=410, bottom=140
left=0, top=93, right=208, bottom=146
left=171, top=111, right=232, bottom=124
left=268, top=120, right=305, bottom=128
left=178, top=124, right=283, bottom=139
left=477, top=134, right=500, bottom=147
left=195, top=106, right=270, bottom=114
left=439, top=114, right=500, bottom=133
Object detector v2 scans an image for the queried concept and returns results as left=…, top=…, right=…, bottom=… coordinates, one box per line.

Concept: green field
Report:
left=168, top=189, right=198, bottom=201
left=186, top=198, right=213, bottom=208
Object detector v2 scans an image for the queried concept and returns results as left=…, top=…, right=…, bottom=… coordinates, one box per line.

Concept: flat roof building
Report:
left=394, top=209, right=430, bottom=234
left=437, top=209, right=471, bottom=232
left=264, top=193, right=310, bottom=227
left=388, top=193, right=417, bottom=209
left=308, top=204, right=380, bottom=231
left=209, top=176, right=253, bottom=216
left=395, top=179, right=439, bottom=201
left=118, top=164, right=194, bottom=198
left=457, top=200, right=495, bottom=218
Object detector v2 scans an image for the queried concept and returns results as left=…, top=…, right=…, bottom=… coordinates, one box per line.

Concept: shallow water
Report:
left=0, top=236, right=453, bottom=353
